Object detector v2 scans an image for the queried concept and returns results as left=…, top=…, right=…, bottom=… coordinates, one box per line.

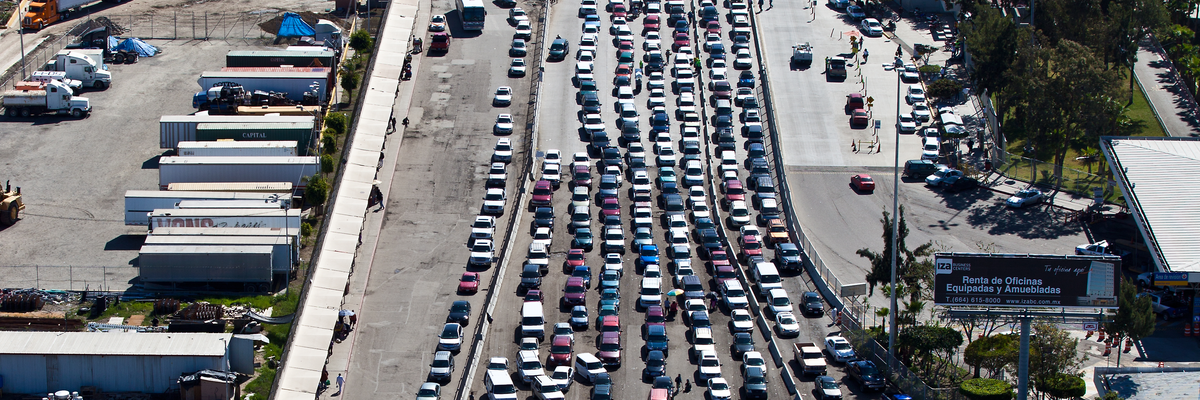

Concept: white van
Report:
left=753, top=261, right=783, bottom=296
left=922, top=137, right=940, bottom=161
left=575, top=353, right=607, bottom=382
left=521, top=302, right=546, bottom=340
left=486, top=370, right=519, bottom=400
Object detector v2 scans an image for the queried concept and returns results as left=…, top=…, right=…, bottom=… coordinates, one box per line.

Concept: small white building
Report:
left=0, top=332, right=235, bottom=394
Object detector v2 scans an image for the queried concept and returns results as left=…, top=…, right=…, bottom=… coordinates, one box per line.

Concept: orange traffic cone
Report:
left=835, top=310, right=843, bottom=325
left=1097, top=329, right=1106, bottom=342
left=1186, top=323, right=1193, bottom=337
left=1085, top=330, right=1093, bottom=339
left=1124, top=338, right=1133, bottom=353
left=1103, top=342, right=1112, bottom=356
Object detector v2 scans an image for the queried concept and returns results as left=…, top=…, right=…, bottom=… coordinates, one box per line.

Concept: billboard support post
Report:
left=1018, top=317, right=1030, bottom=400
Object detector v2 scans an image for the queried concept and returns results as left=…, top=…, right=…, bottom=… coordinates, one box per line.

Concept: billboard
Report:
left=933, top=253, right=1120, bottom=308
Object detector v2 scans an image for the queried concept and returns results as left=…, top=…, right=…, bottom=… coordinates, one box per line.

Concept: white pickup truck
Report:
left=792, top=342, right=827, bottom=375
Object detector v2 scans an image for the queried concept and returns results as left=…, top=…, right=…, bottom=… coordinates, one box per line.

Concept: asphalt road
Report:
left=343, top=0, right=539, bottom=396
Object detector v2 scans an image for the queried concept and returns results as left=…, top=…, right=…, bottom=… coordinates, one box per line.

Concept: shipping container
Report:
left=235, top=105, right=323, bottom=116
left=194, top=122, right=315, bottom=154
left=221, top=66, right=334, bottom=83
left=225, top=50, right=335, bottom=68
left=150, top=226, right=299, bottom=247
left=159, top=114, right=315, bottom=149
left=197, top=71, right=328, bottom=102
left=125, top=190, right=289, bottom=225
left=175, top=200, right=287, bottom=210
left=166, top=182, right=294, bottom=193
left=176, top=141, right=298, bottom=157
left=147, top=208, right=301, bottom=231
left=143, top=235, right=296, bottom=272
left=138, top=245, right=273, bottom=284
left=158, top=156, right=318, bottom=190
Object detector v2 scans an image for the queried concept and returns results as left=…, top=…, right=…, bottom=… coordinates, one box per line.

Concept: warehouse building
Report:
left=0, top=332, right=255, bottom=394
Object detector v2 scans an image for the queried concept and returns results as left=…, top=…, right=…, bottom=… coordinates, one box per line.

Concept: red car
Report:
left=714, top=264, right=737, bottom=285
left=549, top=334, right=574, bottom=366
left=850, top=108, right=869, bottom=127
left=531, top=180, right=553, bottom=207
left=710, top=80, right=732, bottom=99
left=706, top=22, right=721, bottom=35
left=710, top=250, right=731, bottom=269
left=615, top=65, right=633, bottom=80
left=644, top=305, right=666, bottom=331
left=846, top=92, right=864, bottom=112
left=739, top=234, right=763, bottom=261
left=565, top=249, right=587, bottom=272
left=673, top=32, right=690, bottom=51
left=597, top=331, right=622, bottom=366
left=612, top=3, right=627, bottom=18
left=459, top=272, right=480, bottom=294
left=430, top=32, right=450, bottom=51
left=601, top=197, right=621, bottom=217
left=524, top=289, right=543, bottom=303
left=563, top=276, right=588, bottom=305
left=644, top=15, right=661, bottom=31
left=722, top=179, right=745, bottom=206
left=851, top=174, right=876, bottom=192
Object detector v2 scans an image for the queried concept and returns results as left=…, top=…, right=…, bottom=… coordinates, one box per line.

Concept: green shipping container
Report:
left=195, top=122, right=316, bottom=155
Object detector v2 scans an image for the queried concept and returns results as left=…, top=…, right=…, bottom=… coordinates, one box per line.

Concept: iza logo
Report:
left=936, top=258, right=953, bottom=275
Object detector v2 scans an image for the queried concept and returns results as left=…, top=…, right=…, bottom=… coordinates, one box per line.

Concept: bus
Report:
left=456, top=0, right=487, bottom=31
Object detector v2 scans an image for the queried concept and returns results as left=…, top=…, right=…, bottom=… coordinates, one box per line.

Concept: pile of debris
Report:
left=68, top=16, right=126, bottom=37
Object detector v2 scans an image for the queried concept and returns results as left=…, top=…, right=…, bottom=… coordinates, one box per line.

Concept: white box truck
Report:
left=176, top=141, right=298, bottom=157
left=157, top=156, right=318, bottom=190
left=2, top=80, right=90, bottom=117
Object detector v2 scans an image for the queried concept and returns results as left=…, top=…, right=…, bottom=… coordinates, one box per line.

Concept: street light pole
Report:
left=888, top=65, right=901, bottom=368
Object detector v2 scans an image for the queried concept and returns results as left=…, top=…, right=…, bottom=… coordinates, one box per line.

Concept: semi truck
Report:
left=43, top=51, right=112, bottom=89
left=138, top=245, right=274, bottom=291
left=195, top=71, right=328, bottom=104
left=124, top=190, right=290, bottom=225
left=176, top=141, right=298, bottom=157
left=792, top=342, right=828, bottom=375
left=2, top=80, right=91, bottom=117
left=28, top=71, right=83, bottom=94
left=157, top=156, right=319, bottom=190
left=143, top=235, right=297, bottom=272
left=159, top=114, right=315, bottom=149
left=23, top=0, right=125, bottom=30
left=147, top=208, right=302, bottom=231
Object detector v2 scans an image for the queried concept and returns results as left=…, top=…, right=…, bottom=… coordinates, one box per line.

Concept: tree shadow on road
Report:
left=963, top=201, right=1082, bottom=239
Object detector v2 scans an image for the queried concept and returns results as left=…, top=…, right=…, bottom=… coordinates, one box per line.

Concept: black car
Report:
left=802, top=291, right=824, bottom=316
left=447, top=300, right=471, bottom=325
left=732, top=332, right=755, bottom=356
left=743, top=366, right=769, bottom=399
left=519, top=264, right=542, bottom=289
left=534, top=207, right=555, bottom=230
left=652, top=375, right=672, bottom=390
left=697, top=228, right=722, bottom=257
left=548, top=37, right=570, bottom=61
left=944, top=176, right=980, bottom=193
left=644, top=351, right=667, bottom=380
left=847, top=360, right=886, bottom=391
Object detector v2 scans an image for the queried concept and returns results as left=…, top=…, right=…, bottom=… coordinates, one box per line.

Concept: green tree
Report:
left=320, top=154, right=335, bottom=174
left=322, top=134, right=338, bottom=154
left=341, top=70, right=360, bottom=92
left=349, top=29, right=374, bottom=52
left=1105, top=278, right=1156, bottom=367
left=305, top=176, right=330, bottom=206
left=961, top=6, right=1022, bottom=117
left=324, top=112, right=348, bottom=135
left=1100, top=390, right=1124, bottom=400
left=898, top=325, right=963, bottom=378
left=964, top=334, right=1018, bottom=378
left=856, top=205, right=935, bottom=304
left=960, top=378, right=1014, bottom=400
left=1029, top=322, right=1087, bottom=399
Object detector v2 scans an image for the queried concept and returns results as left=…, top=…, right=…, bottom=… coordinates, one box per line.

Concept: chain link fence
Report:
left=100, top=11, right=279, bottom=41
left=0, top=265, right=136, bottom=292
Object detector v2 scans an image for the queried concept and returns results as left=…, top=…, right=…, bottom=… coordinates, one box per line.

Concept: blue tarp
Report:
left=115, top=37, right=160, bottom=57
left=277, top=13, right=315, bottom=37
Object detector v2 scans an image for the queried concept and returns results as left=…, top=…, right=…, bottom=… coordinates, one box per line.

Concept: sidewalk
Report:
left=1134, top=37, right=1200, bottom=138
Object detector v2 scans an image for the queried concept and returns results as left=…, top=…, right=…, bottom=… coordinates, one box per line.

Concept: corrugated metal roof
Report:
left=1105, top=370, right=1200, bottom=399
left=1103, top=137, right=1200, bottom=272
left=0, top=332, right=230, bottom=356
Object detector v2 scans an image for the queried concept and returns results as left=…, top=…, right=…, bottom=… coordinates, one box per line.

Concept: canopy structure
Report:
left=277, top=13, right=316, bottom=37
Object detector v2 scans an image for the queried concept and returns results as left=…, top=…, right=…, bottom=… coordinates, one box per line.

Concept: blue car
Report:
left=599, top=270, right=621, bottom=290
left=638, top=244, right=660, bottom=268
left=600, top=288, right=621, bottom=311
left=645, top=324, right=669, bottom=354
left=572, top=265, right=593, bottom=288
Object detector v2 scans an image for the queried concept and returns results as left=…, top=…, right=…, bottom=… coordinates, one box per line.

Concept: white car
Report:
left=673, top=260, right=695, bottom=285
left=906, top=84, right=926, bottom=104
left=774, top=311, right=800, bottom=337
left=471, top=215, right=496, bottom=240
left=824, top=336, right=856, bottom=363
left=1006, top=188, right=1045, bottom=208
left=628, top=142, right=646, bottom=159
left=734, top=49, right=753, bottom=69
left=542, top=163, right=562, bottom=186
left=579, top=3, right=598, bottom=16
left=644, top=264, right=662, bottom=278
left=632, top=171, right=653, bottom=193
left=571, top=186, right=590, bottom=209
left=639, top=277, right=663, bottom=308
left=645, top=31, right=662, bottom=49
left=544, top=149, right=562, bottom=165
left=897, top=114, right=917, bottom=133
left=469, top=239, right=494, bottom=266
left=690, top=202, right=711, bottom=221
left=533, top=375, right=565, bottom=400
left=610, top=16, right=627, bottom=34
left=579, top=35, right=599, bottom=54
left=429, top=15, right=447, bottom=31
left=911, top=102, right=931, bottom=122
left=438, top=323, right=464, bottom=351
left=493, top=138, right=514, bottom=163
left=584, top=113, right=606, bottom=132
left=847, top=5, right=866, bottom=19
left=697, top=350, right=722, bottom=382
left=576, top=61, right=595, bottom=81
left=729, top=309, right=754, bottom=331
left=648, top=72, right=665, bottom=89
left=648, top=88, right=667, bottom=108
left=766, top=288, right=793, bottom=315
left=707, top=377, right=732, bottom=400
left=488, top=162, right=507, bottom=185
left=532, top=227, right=554, bottom=248
left=510, top=38, right=528, bottom=56
left=515, top=21, right=533, bottom=39
left=901, top=63, right=920, bottom=82
left=577, top=49, right=595, bottom=62
left=549, top=366, right=574, bottom=392
left=742, top=351, right=767, bottom=372
left=494, top=86, right=513, bottom=106
left=860, top=18, right=883, bottom=36
left=729, top=200, right=751, bottom=226
left=494, top=114, right=514, bottom=135
left=603, top=253, right=624, bottom=276
left=509, top=58, right=527, bottom=76
left=740, top=225, right=762, bottom=243
left=482, top=188, right=506, bottom=214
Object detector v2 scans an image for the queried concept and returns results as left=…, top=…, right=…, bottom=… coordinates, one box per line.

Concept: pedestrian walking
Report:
left=389, top=117, right=397, bottom=132
left=675, top=374, right=682, bottom=388
left=863, top=49, right=869, bottom=61
left=348, top=310, right=358, bottom=328
left=402, top=117, right=410, bottom=128
left=335, top=373, right=345, bottom=396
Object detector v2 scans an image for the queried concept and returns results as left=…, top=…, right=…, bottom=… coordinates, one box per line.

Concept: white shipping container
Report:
left=176, top=200, right=286, bottom=210
left=147, top=208, right=301, bottom=231
left=159, top=114, right=314, bottom=149
left=143, top=235, right=296, bottom=271
left=166, top=182, right=294, bottom=193
left=125, top=190, right=289, bottom=225
left=176, top=141, right=298, bottom=157
left=158, top=156, right=318, bottom=190
left=196, top=71, right=327, bottom=102
left=151, top=226, right=300, bottom=248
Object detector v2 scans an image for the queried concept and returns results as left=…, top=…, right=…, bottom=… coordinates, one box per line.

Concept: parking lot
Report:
left=0, top=40, right=291, bottom=289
